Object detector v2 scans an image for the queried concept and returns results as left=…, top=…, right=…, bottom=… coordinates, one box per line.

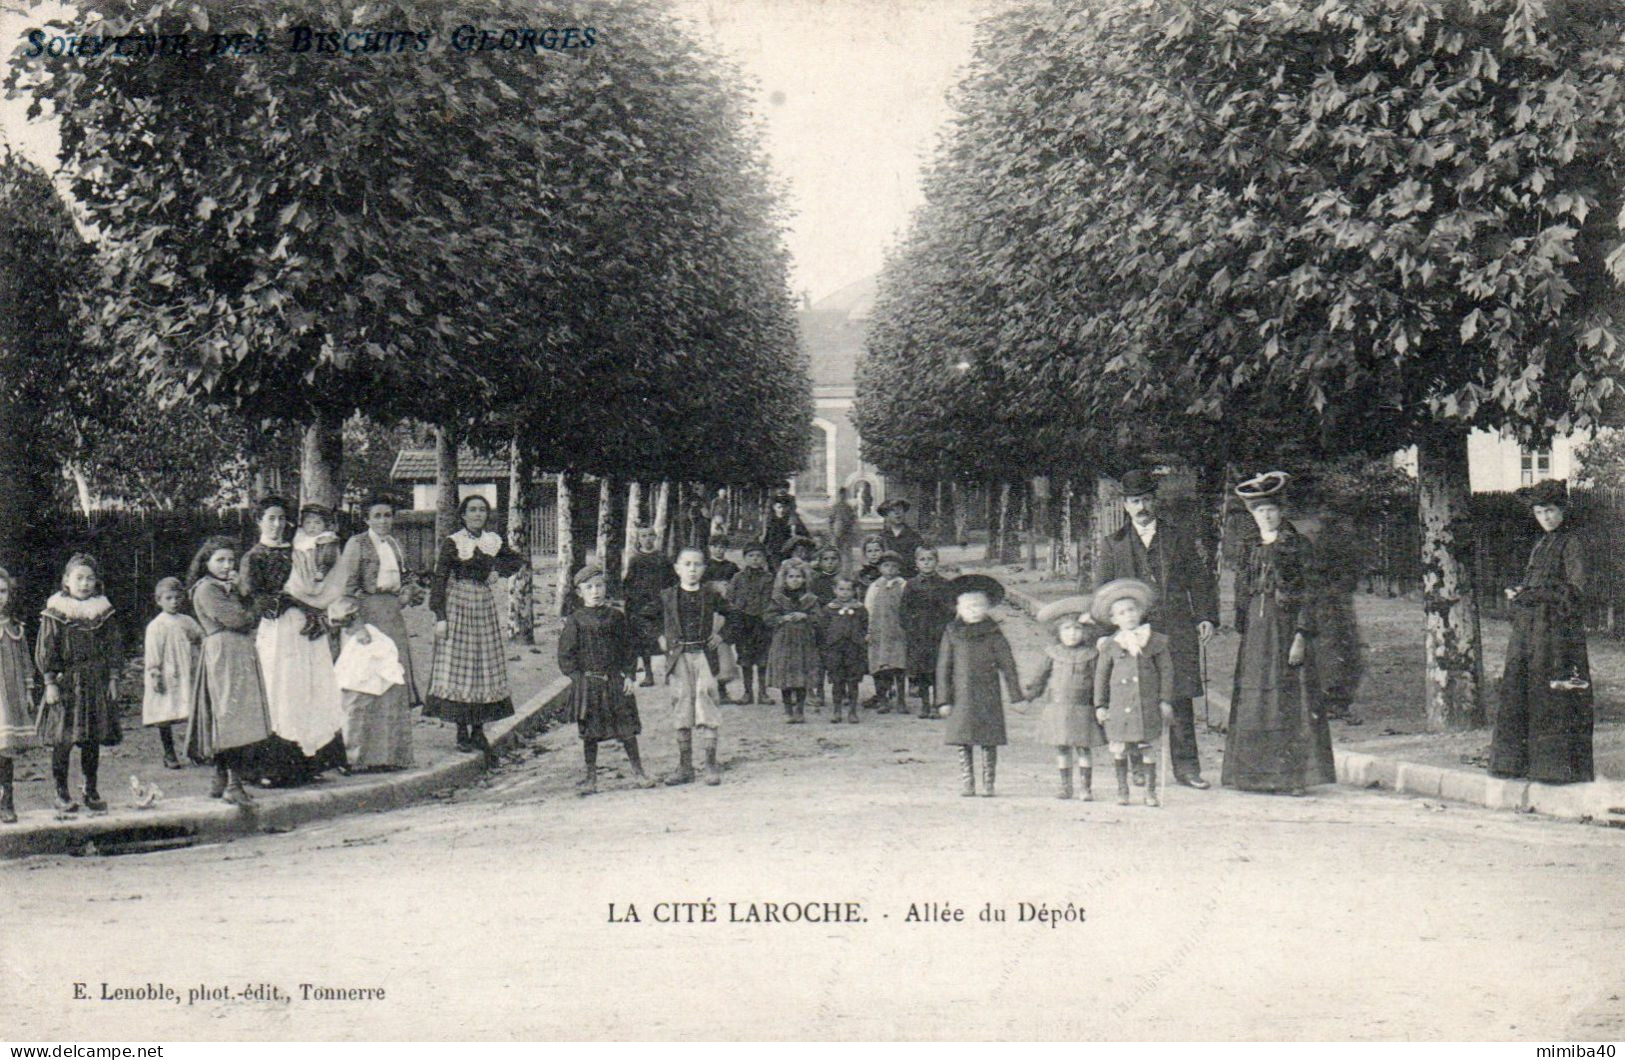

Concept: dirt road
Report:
left=5, top=605, right=1622, bottom=1041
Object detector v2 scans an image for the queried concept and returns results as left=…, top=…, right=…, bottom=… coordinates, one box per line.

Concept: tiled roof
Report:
left=390, top=448, right=511, bottom=481
left=798, top=276, right=875, bottom=387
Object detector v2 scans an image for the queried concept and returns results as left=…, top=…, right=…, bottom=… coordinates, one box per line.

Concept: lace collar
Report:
left=1112, top=624, right=1153, bottom=657
left=43, top=592, right=115, bottom=625
left=450, top=529, right=504, bottom=561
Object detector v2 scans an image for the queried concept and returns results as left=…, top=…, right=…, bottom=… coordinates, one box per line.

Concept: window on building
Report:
left=1520, top=448, right=1552, bottom=485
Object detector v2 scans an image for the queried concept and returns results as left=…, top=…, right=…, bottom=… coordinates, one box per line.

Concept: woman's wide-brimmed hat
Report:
left=1035, top=594, right=1095, bottom=627
left=1517, top=478, right=1569, bottom=509
left=944, top=573, right=1005, bottom=607
left=1235, top=470, right=1290, bottom=507
left=1090, top=578, right=1157, bottom=625
left=877, top=498, right=911, bottom=515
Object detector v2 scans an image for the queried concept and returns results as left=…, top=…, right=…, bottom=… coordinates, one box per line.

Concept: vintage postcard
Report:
left=1, top=0, right=1623, bottom=1045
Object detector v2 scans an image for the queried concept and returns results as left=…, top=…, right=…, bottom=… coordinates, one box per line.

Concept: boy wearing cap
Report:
left=902, top=545, right=954, bottom=719
left=560, top=565, right=653, bottom=795
left=864, top=550, right=909, bottom=713
left=1093, top=579, right=1175, bottom=807
left=624, top=526, right=676, bottom=688
left=725, top=544, right=775, bottom=704
left=660, top=548, right=726, bottom=785
left=936, top=576, right=1022, bottom=796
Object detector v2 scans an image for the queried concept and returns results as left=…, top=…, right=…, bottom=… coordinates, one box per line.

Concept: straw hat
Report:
left=1090, top=578, right=1157, bottom=625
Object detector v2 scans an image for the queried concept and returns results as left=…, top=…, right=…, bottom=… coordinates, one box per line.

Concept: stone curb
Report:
left=0, top=676, right=575, bottom=860
left=998, top=580, right=1625, bottom=828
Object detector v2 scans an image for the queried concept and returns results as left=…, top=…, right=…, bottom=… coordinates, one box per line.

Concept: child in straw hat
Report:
left=1025, top=595, right=1108, bottom=800
left=1092, top=579, right=1174, bottom=807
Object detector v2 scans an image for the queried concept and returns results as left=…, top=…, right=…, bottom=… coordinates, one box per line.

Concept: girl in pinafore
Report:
left=864, top=550, right=909, bottom=713
left=36, top=553, right=122, bottom=813
left=766, top=561, right=821, bottom=724
left=143, top=576, right=202, bottom=770
left=185, top=537, right=273, bottom=805
left=427, top=495, right=526, bottom=754
left=1092, top=578, right=1174, bottom=808
left=0, top=568, right=38, bottom=823
left=558, top=564, right=653, bottom=794
left=936, top=575, right=1021, bottom=797
left=1025, top=595, right=1107, bottom=800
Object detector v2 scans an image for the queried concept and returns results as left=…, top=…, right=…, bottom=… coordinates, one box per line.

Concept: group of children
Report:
left=0, top=515, right=419, bottom=822
left=563, top=529, right=1182, bottom=807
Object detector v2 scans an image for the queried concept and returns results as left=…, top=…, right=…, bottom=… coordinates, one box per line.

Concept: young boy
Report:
left=864, top=550, right=908, bottom=713
left=703, top=537, right=741, bottom=703
left=1092, top=579, right=1174, bottom=807
left=901, top=545, right=953, bottom=719
left=816, top=577, right=867, bottom=724
left=725, top=543, right=774, bottom=705
left=807, top=546, right=844, bottom=707
left=624, top=526, right=676, bottom=686
left=660, top=548, right=725, bottom=785
left=937, top=576, right=1021, bottom=797
left=560, top=565, right=653, bottom=794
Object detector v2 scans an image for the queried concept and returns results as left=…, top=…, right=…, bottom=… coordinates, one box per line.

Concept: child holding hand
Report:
left=936, top=576, right=1021, bottom=797
left=1025, top=596, right=1107, bottom=800
left=1092, top=579, right=1174, bottom=807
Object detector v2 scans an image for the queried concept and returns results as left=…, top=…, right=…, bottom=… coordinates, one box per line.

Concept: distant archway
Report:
left=797, top=418, right=838, bottom=498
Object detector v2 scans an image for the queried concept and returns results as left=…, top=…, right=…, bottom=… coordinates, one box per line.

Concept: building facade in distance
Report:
left=796, top=277, right=888, bottom=514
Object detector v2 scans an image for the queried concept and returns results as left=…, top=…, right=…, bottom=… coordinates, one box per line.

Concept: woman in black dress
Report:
left=558, top=564, right=653, bottom=794
left=1221, top=472, right=1335, bottom=795
left=1490, top=479, right=1594, bottom=784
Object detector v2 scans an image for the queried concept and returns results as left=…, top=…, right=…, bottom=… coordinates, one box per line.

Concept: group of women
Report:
left=195, top=491, right=523, bottom=796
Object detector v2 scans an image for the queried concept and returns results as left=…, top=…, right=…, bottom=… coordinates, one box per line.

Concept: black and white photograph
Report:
left=2, top=0, right=1624, bottom=1045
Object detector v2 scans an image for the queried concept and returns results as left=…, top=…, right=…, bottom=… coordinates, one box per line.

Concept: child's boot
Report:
left=958, top=746, right=975, bottom=797
left=876, top=676, right=893, bottom=714
left=209, top=759, right=229, bottom=799
left=783, top=695, right=795, bottom=723
left=640, top=657, right=656, bottom=687
left=80, top=747, right=106, bottom=812
left=51, top=744, right=77, bottom=813
left=980, top=746, right=997, bottom=797
left=701, top=729, right=721, bottom=786
left=222, top=758, right=254, bottom=807
left=846, top=698, right=860, bottom=724
left=756, top=667, right=771, bottom=705
left=1057, top=768, right=1073, bottom=800
left=624, top=739, right=657, bottom=788
left=1114, top=758, right=1131, bottom=805
left=916, top=679, right=934, bottom=719
left=0, top=757, right=15, bottom=823
left=1079, top=765, right=1094, bottom=802
left=740, top=668, right=754, bottom=706
left=159, top=724, right=181, bottom=770
left=455, top=723, right=474, bottom=753
left=665, top=730, right=696, bottom=785
left=1144, top=760, right=1160, bottom=808
left=578, top=742, right=599, bottom=796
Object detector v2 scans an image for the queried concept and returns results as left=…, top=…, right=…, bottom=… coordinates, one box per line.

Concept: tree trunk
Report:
left=995, top=481, right=1013, bottom=564
left=1024, top=480, right=1038, bottom=571
left=652, top=481, right=672, bottom=556
left=983, top=481, right=998, bottom=562
left=621, top=480, right=643, bottom=580
left=555, top=471, right=575, bottom=617
left=67, top=464, right=94, bottom=516
left=952, top=480, right=969, bottom=547
left=506, top=438, right=535, bottom=645
left=300, top=413, right=344, bottom=511
left=434, top=426, right=460, bottom=543
left=1056, top=478, right=1073, bottom=576
left=595, top=476, right=614, bottom=571
left=1086, top=475, right=1109, bottom=589
left=1417, top=426, right=1486, bottom=731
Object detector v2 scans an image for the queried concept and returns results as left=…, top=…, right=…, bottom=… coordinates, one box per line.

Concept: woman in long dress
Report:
left=239, top=496, right=347, bottom=785
left=1490, top=479, right=1594, bottom=784
left=184, top=537, right=273, bottom=805
left=426, top=495, right=525, bottom=753
left=340, top=495, right=419, bottom=769
left=1221, top=472, right=1335, bottom=795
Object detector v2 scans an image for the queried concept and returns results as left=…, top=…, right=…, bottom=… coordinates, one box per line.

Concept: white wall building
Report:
left=1392, top=429, right=1588, bottom=492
